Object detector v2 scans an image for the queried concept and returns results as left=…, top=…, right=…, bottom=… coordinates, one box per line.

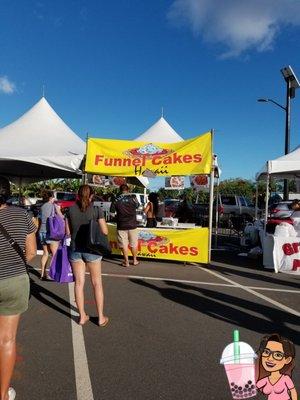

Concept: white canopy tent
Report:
left=136, top=117, right=219, bottom=258
left=256, top=146, right=300, bottom=180
left=256, top=147, right=300, bottom=232
left=130, top=117, right=183, bottom=187
left=0, top=97, right=85, bottom=181
left=135, top=117, right=184, bottom=143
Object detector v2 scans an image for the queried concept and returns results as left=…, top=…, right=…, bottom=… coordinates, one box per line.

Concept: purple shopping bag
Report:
left=49, top=240, right=74, bottom=283
left=47, top=205, right=65, bottom=241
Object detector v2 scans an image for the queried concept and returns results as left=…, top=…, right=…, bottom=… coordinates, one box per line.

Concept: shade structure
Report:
left=135, top=117, right=184, bottom=143
left=256, top=146, right=300, bottom=236
left=256, top=146, right=300, bottom=180
left=0, top=97, right=85, bottom=180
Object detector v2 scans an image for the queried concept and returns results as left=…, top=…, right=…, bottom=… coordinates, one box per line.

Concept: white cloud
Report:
left=0, top=76, right=16, bottom=94
left=168, top=0, right=300, bottom=58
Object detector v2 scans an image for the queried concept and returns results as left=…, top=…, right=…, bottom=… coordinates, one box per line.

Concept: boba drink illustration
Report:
left=220, top=330, right=257, bottom=399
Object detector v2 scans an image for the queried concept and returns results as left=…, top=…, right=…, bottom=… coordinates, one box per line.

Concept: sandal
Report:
left=99, top=317, right=109, bottom=327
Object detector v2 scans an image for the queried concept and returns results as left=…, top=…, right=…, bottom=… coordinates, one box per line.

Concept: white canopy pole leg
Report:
left=255, top=181, right=259, bottom=219
left=263, top=173, right=270, bottom=237
left=18, top=177, right=22, bottom=206
left=214, top=177, right=220, bottom=248
left=208, top=130, right=215, bottom=263
left=83, top=132, right=89, bottom=184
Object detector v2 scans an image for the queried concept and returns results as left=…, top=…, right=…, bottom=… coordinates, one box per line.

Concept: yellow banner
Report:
left=85, top=132, right=212, bottom=177
left=108, top=224, right=209, bottom=263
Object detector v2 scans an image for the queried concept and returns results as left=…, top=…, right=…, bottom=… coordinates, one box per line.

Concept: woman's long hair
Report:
left=256, top=334, right=295, bottom=381
left=148, top=192, right=159, bottom=215
left=77, top=185, right=94, bottom=212
left=41, top=190, right=53, bottom=203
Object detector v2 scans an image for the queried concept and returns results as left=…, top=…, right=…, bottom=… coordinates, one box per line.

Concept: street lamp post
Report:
left=258, top=65, right=300, bottom=201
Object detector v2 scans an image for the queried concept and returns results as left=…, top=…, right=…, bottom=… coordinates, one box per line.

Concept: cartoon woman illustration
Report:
left=256, top=334, right=297, bottom=400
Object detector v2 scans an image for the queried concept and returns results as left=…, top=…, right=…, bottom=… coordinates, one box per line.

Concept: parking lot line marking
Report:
left=28, top=267, right=300, bottom=293
left=102, top=273, right=234, bottom=287
left=68, top=283, right=94, bottom=400
left=246, top=286, right=300, bottom=294
left=199, top=265, right=300, bottom=317
left=101, top=274, right=300, bottom=293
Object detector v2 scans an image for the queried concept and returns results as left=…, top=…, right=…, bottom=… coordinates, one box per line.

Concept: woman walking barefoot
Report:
left=66, top=185, right=109, bottom=327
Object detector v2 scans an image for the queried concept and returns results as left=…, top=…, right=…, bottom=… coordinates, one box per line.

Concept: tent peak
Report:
left=135, top=116, right=183, bottom=143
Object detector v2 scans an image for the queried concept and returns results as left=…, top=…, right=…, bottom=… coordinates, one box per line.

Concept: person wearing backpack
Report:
left=0, top=177, right=37, bottom=400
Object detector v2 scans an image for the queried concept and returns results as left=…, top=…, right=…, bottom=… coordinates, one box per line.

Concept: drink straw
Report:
left=233, top=329, right=240, bottom=363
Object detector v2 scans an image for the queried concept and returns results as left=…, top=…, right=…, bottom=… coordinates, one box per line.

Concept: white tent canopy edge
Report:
left=0, top=97, right=85, bottom=180
left=256, top=146, right=300, bottom=236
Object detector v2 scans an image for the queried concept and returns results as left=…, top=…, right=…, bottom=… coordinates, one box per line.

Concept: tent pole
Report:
left=208, top=129, right=215, bottom=263
left=255, top=181, right=259, bottom=219
left=214, top=177, right=220, bottom=248
left=263, top=170, right=270, bottom=237
left=83, top=132, right=89, bottom=184
left=18, top=177, right=22, bottom=206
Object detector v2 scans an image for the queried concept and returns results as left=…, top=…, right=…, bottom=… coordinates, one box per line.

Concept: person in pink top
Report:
left=256, top=334, right=297, bottom=400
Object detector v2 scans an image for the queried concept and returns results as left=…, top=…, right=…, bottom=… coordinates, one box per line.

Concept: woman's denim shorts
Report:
left=68, top=250, right=102, bottom=263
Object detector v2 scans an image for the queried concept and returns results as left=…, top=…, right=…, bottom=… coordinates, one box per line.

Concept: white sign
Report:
left=88, top=175, right=126, bottom=187
left=165, top=176, right=185, bottom=190
left=190, top=175, right=209, bottom=192
left=273, top=236, right=300, bottom=274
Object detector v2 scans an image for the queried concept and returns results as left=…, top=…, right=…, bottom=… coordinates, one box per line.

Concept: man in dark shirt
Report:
left=110, top=184, right=139, bottom=267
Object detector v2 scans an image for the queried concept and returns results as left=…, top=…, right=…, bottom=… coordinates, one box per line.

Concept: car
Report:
left=217, top=194, right=259, bottom=220
left=130, top=193, right=148, bottom=226
left=7, top=196, right=41, bottom=207
left=53, top=191, right=77, bottom=209
left=269, top=201, right=294, bottom=219
left=164, top=199, right=182, bottom=217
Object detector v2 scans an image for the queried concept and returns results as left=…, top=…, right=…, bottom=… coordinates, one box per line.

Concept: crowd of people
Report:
left=0, top=179, right=113, bottom=399
left=0, top=180, right=161, bottom=400
left=0, top=176, right=299, bottom=399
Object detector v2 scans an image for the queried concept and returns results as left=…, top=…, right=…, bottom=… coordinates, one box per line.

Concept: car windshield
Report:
left=278, top=202, right=293, bottom=210
left=165, top=200, right=179, bottom=206
left=139, top=195, right=145, bottom=205
left=56, top=192, right=76, bottom=201
left=221, top=196, right=236, bottom=205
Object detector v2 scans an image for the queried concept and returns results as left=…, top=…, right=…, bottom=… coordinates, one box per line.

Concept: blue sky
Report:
left=1, top=0, right=300, bottom=188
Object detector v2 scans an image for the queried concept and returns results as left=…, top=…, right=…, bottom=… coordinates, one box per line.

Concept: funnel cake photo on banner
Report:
left=92, top=175, right=106, bottom=185
left=165, top=176, right=185, bottom=189
left=109, top=176, right=126, bottom=187
left=124, top=143, right=173, bottom=159
left=138, top=230, right=169, bottom=245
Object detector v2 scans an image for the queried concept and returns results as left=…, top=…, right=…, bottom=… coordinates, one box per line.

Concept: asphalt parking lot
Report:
left=13, top=251, right=300, bottom=400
